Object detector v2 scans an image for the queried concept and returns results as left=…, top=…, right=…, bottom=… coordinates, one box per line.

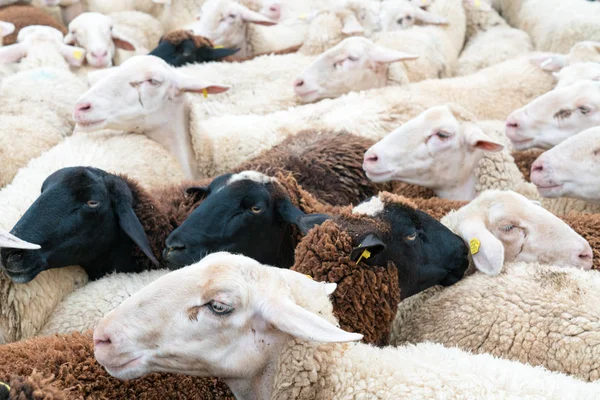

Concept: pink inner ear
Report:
left=251, top=20, right=277, bottom=26
left=114, top=38, right=136, bottom=51
left=475, top=140, right=504, bottom=152
left=205, top=85, right=230, bottom=94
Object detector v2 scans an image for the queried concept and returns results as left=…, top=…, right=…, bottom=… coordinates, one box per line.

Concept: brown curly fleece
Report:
left=0, top=331, right=234, bottom=400
left=512, top=149, right=544, bottom=182
left=161, top=30, right=216, bottom=49
left=0, top=5, right=66, bottom=45
left=561, top=212, right=600, bottom=270
left=238, top=130, right=391, bottom=206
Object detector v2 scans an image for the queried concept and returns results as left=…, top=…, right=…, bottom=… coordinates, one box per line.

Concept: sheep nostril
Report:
left=532, top=162, right=544, bottom=172
left=506, top=121, right=519, bottom=129
left=76, top=102, right=92, bottom=113
left=294, top=78, right=304, bottom=88
left=364, top=154, right=378, bottom=164
left=579, top=251, right=592, bottom=260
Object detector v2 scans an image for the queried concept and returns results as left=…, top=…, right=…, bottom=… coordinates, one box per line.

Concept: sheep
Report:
left=93, top=252, right=600, bottom=399
left=0, top=20, right=14, bottom=43
left=0, top=129, right=185, bottom=344
left=457, top=0, right=533, bottom=76
left=506, top=80, right=600, bottom=151
left=0, top=27, right=88, bottom=188
left=554, top=62, right=600, bottom=88
left=531, top=127, right=600, bottom=208
left=64, top=11, right=164, bottom=68
left=76, top=55, right=231, bottom=180
left=148, top=30, right=239, bottom=66
left=0, top=4, right=66, bottom=45
left=362, top=104, right=543, bottom=202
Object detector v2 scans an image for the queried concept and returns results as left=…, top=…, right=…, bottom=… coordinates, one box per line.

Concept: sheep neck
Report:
left=434, top=173, right=477, bottom=202
left=145, top=97, right=198, bottom=180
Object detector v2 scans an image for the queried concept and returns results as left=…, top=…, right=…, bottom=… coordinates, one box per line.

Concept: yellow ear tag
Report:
left=73, top=49, right=83, bottom=60
left=421, top=0, right=427, bottom=4
left=214, top=45, right=224, bottom=49
left=202, top=88, right=208, bottom=99
left=304, top=274, right=313, bottom=280
left=298, top=13, right=307, bottom=20
left=469, top=238, right=481, bottom=255
left=356, top=248, right=371, bottom=264
left=474, top=0, right=481, bottom=7
left=0, top=381, right=10, bottom=391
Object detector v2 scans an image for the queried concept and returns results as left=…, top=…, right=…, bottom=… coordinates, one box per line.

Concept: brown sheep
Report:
left=0, top=5, right=66, bottom=45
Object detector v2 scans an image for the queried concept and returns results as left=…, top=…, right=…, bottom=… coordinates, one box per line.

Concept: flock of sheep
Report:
left=0, top=0, right=598, bottom=398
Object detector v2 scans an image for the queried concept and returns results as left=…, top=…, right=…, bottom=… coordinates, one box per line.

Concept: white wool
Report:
left=352, top=195, right=384, bottom=216
left=227, top=171, right=275, bottom=185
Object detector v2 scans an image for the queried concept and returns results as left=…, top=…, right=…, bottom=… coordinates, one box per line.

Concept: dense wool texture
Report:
left=0, top=5, right=66, bottom=45
left=237, top=130, right=391, bottom=206
left=391, top=262, right=600, bottom=382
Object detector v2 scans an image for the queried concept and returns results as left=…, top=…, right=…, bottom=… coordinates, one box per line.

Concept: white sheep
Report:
left=457, top=0, right=533, bottom=76
left=362, top=104, right=537, bottom=201
left=65, top=11, right=164, bottom=68
left=0, top=20, right=14, bottom=44
left=554, top=62, right=600, bottom=88
left=0, top=128, right=185, bottom=343
left=531, top=127, right=600, bottom=210
left=93, top=252, right=600, bottom=399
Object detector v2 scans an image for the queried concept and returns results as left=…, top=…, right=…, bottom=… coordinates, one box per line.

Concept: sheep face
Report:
left=506, top=81, right=600, bottom=151
left=294, top=37, right=417, bottom=103
left=379, top=1, right=448, bottom=31
left=531, top=127, right=600, bottom=203
left=65, top=13, right=137, bottom=68
left=0, top=167, right=158, bottom=284
left=164, top=171, right=329, bottom=269
left=363, top=105, right=504, bottom=201
left=349, top=194, right=469, bottom=298
left=148, top=32, right=239, bottom=67
left=94, top=252, right=359, bottom=381
left=190, top=0, right=277, bottom=57
left=73, top=55, right=229, bottom=133
left=554, top=63, right=600, bottom=89
left=449, top=190, right=593, bottom=275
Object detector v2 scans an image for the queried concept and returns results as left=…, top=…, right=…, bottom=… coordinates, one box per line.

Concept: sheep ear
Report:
left=58, top=43, right=86, bottom=67
left=464, top=123, right=504, bottom=152
left=105, top=175, right=159, bottom=266
left=63, top=32, right=76, bottom=45
left=0, top=42, right=27, bottom=64
left=350, top=233, right=386, bottom=263
left=112, top=27, right=137, bottom=51
left=259, top=297, right=363, bottom=343
left=341, top=14, right=364, bottom=35
left=530, top=53, right=566, bottom=72
left=294, top=213, right=332, bottom=235
left=0, top=230, right=40, bottom=250
left=185, top=186, right=209, bottom=198
left=240, top=7, right=278, bottom=26
left=414, top=8, right=449, bottom=25
left=368, top=45, right=419, bottom=64
left=173, top=71, right=230, bottom=94
left=0, top=21, right=15, bottom=37
left=458, top=217, right=504, bottom=276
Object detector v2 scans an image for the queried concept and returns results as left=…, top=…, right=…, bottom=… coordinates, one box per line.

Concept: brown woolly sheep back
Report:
left=561, top=212, right=600, bottom=270
left=161, top=30, right=215, bottom=49
left=512, top=149, right=544, bottom=181
left=238, top=130, right=392, bottom=206
left=0, top=5, right=66, bottom=45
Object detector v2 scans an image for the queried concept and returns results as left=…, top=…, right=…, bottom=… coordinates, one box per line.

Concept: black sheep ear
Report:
left=0, top=380, right=9, bottom=400
left=106, top=176, right=159, bottom=266
left=350, top=234, right=386, bottom=263
left=295, top=214, right=331, bottom=235
left=209, top=47, right=240, bottom=60
left=276, top=198, right=331, bottom=235
left=186, top=186, right=209, bottom=196
left=181, top=39, right=196, bottom=57
left=197, top=46, right=240, bottom=61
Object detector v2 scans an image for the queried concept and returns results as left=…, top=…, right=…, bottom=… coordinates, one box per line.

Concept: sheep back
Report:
left=0, top=5, right=66, bottom=45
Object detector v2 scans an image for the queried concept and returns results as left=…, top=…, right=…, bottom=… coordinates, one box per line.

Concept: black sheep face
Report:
left=148, top=37, right=239, bottom=67
left=164, top=171, right=328, bottom=269
left=0, top=167, right=157, bottom=283
left=344, top=195, right=469, bottom=299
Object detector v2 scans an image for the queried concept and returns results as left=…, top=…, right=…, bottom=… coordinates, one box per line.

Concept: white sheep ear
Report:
left=458, top=217, right=504, bottom=276
left=240, top=7, right=278, bottom=26
left=324, top=283, right=336, bottom=295
left=464, top=123, right=504, bottom=152
left=0, top=230, right=40, bottom=250
left=342, top=14, right=364, bottom=35
left=174, top=71, right=230, bottom=95
left=0, top=42, right=27, bottom=64
left=368, top=45, right=419, bottom=64
left=530, top=53, right=567, bottom=72
left=58, top=43, right=86, bottom=67
left=414, top=8, right=449, bottom=25
left=0, top=21, right=15, bottom=37
left=259, top=297, right=363, bottom=343
left=111, top=27, right=137, bottom=51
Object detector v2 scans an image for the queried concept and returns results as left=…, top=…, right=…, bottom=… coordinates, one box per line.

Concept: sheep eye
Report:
left=406, top=232, right=417, bottom=241
left=406, top=15, right=412, bottom=20
left=500, top=224, right=515, bottom=232
left=594, top=148, right=600, bottom=156
left=148, top=79, right=162, bottom=86
left=579, top=106, right=591, bottom=115
left=250, top=205, right=262, bottom=214
left=436, top=131, right=451, bottom=139
left=554, top=109, right=572, bottom=120
left=347, top=56, right=359, bottom=62
left=228, top=13, right=236, bottom=18
left=397, top=18, right=403, bottom=24
left=86, top=200, right=100, bottom=208
left=208, top=300, right=233, bottom=315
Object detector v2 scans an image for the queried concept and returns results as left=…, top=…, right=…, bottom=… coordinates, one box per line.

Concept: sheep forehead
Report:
left=227, top=171, right=276, bottom=186
left=550, top=126, right=600, bottom=154
left=202, top=0, right=240, bottom=18
left=71, top=12, right=111, bottom=28
left=316, top=37, right=370, bottom=63
left=352, top=195, right=385, bottom=217
left=471, top=191, right=550, bottom=225
left=17, top=26, right=64, bottom=43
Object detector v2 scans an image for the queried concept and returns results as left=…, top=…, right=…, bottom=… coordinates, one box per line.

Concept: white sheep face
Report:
left=93, top=253, right=359, bottom=383
left=191, top=0, right=277, bottom=58
left=73, top=55, right=229, bottom=133
left=450, top=190, right=593, bottom=275
left=531, top=127, right=600, bottom=203
left=554, top=63, right=600, bottom=88
left=506, top=80, right=600, bottom=150
left=294, top=37, right=417, bottom=103
left=363, top=104, right=504, bottom=201
left=65, top=12, right=136, bottom=68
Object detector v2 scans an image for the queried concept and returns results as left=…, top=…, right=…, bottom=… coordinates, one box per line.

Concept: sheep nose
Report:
left=93, top=331, right=112, bottom=348
left=75, top=102, right=92, bottom=114
left=505, top=119, right=519, bottom=130
left=162, top=243, right=185, bottom=259
left=269, top=4, right=281, bottom=13
left=531, top=158, right=544, bottom=173
left=294, top=78, right=304, bottom=88
left=363, top=151, right=379, bottom=165
left=578, top=244, right=593, bottom=270
left=91, top=50, right=108, bottom=59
